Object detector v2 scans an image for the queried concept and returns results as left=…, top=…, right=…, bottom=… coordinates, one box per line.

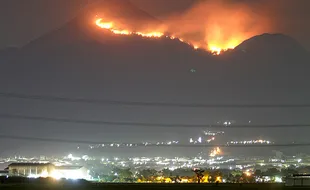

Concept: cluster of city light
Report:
left=207, top=157, right=234, bottom=165
left=255, top=176, right=282, bottom=183
left=204, top=131, right=225, bottom=136
left=101, top=156, right=238, bottom=169
left=190, top=137, right=215, bottom=144
left=228, top=140, right=272, bottom=145
left=4, top=153, right=308, bottom=184
left=89, top=140, right=180, bottom=149
left=145, top=141, right=179, bottom=146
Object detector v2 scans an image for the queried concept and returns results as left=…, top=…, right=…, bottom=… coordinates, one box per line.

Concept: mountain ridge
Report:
left=0, top=0, right=309, bottom=105
left=20, top=0, right=160, bottom=51
left=234, top=33, right=308, bottom=55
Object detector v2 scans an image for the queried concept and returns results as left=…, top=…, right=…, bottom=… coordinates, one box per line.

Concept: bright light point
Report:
left=51, top=170, right=62, bottom=180
left=210, top=147, right=221, bottom=157
left=298, top=159, right=302, bottom=163
left=95, top=19, right=113, bottom=29
left=244, top=171, right=251, bottom=176
left=209, top=46, right=222, bottom=55
left=28, top=174, right=39, bottom=178
left=41, top=170, right=48, bottom=178
left=275, top=176, right=283, bottom=183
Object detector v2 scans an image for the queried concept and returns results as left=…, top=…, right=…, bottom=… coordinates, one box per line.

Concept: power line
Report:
left=1, top=92, right=310, bottom=108
left=0, top=134, right=308, bottom=148
left=0, top=135, right=106, bottom=145
left=0, top=113, right=310, bottom=128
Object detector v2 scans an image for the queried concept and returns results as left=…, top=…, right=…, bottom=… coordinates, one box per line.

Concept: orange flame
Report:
left=95, top=18, right=204, bottom=52
left=93, top=0, right=271, bottom=55
left=96, top=18, right=163, bottom=38
left=210, top=147, right=221, bottom=157
left=159, top=1, right=269, bottom=54
left=95, top=19, right=113, bottom=29
left=94, top=3, right=267, bottom=56
left=95, top=17, right=240, bottom=54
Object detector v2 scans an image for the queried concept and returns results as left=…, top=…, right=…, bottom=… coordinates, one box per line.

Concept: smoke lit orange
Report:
left=93, top=0, right=270, bottom=55
left=160, top=0, right=268, bottom=54
left=95, top=2, right=266, bottom=55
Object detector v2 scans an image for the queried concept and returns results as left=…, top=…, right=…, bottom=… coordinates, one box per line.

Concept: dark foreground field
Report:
left=0, top=183, right=309, bottom=190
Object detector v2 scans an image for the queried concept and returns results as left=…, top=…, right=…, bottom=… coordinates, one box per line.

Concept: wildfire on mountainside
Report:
left=95, top=17, right=236, bottom=55
left=95, top=18, right=164, bottom=38
left=91, top=0, right=269, bottom=55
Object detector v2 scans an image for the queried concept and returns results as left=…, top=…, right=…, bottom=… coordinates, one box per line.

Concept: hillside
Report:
left=22, top=0, right=160, bottom=51
left=0, top=0, right=310, bottom=156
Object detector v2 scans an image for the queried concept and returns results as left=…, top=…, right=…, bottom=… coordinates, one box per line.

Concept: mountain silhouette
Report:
left=21, top=0, right=160, bottom=51
left=234, top=33, right=308, bottom=56
left=1, top=0, right=310, bottom=150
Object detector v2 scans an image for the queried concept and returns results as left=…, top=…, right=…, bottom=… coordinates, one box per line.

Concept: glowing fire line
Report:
left=95, top=18, right=164, bottom=38
left=95, top=18, right=234, bottom=55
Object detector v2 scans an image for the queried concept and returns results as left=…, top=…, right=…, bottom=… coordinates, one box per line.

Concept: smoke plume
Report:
left=160, top=0, right=272, bottom=51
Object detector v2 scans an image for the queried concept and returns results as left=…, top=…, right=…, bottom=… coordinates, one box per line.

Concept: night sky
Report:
left=0, top=0, right=310, bottom=158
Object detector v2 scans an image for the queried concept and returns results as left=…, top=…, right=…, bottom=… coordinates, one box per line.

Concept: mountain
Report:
left=226, top=33, right=310, bottom=82
left=1, top=0, right=214, bottom=105
left=234, top=33, right=308, bottom=56
left=1, top=0, right=310, bottom=155
left=1, top=0, right=309, bottom=107
left=22, top=0, right=160, bottom=51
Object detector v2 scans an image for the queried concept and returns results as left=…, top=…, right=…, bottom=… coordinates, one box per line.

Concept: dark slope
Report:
left=234, top=33, right=307, bottom=54
left=220, top=33, right=310, bottom=92
left=22, top=0, right=160, bottom=51
left=1, top=1, right=310, bottom=156
left=1, top=0, right=213, bottom=102
left=2, top=28, right=310, bottom=106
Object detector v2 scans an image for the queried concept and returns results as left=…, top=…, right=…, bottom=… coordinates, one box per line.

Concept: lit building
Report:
left=51, top=166, right=90, bottom=180
left=7, top=163, right=90, bottom=180
left=8, top=163, right=54, bottom=177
